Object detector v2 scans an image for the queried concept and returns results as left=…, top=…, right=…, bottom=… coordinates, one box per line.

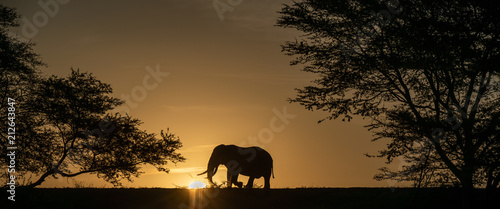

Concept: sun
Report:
left=188, top=181, right=206, bottom=189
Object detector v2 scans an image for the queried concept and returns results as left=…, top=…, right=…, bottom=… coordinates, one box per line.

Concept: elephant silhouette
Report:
left=198, top=144, right=274, bottom=189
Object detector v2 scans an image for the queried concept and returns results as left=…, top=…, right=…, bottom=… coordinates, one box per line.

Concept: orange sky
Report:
left=4, top=0, right=402, bottom=188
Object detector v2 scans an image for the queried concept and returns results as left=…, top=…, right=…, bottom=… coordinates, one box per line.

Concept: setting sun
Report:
left=188, top=181, right=206, bottom=189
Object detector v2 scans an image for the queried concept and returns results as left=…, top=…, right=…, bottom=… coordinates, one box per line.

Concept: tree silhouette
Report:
left=0, top=5, right=185, bottom=187
left=277, top=0, right=499, bottom=195
left=1, top=4, right=46, bottom=186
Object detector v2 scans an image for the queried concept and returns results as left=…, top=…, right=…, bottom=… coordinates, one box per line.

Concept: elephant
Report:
left=198, top=144, right=274, bottom=189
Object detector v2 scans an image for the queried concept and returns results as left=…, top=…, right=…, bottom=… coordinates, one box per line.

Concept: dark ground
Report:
left=1, top=187, right=499, bottom=209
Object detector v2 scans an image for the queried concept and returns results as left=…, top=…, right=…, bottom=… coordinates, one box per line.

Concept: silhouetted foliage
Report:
left=1, top=4, right=46, bottom=186
left=277, top=0, right=500, bottom=193
left=0, top=5, right=185, bottom=187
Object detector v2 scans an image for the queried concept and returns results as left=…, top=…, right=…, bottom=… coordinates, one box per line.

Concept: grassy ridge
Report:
left=2, top=188, right=498, bottom=209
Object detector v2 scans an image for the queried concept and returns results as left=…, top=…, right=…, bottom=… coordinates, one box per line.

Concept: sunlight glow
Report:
left=188, top=181, right=206, bottom=189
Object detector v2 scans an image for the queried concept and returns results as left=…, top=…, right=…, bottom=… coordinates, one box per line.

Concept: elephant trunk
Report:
left=206, top=161, right=218, bottom=185
left=197, top=157, right=219, bottom=186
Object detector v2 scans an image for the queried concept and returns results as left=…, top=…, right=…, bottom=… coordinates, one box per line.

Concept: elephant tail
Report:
left=272, top=167, right=275, bottom=178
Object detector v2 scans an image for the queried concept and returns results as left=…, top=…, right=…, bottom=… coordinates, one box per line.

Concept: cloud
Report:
left=163, top=104, right=267, bottom=113
left=163, top=105, right=227, bottom=112
left=205, top=73, right=313, bottom=85
left=169, top=167, right=206, bottom=174
left=181, top=144, right=218, bottom=153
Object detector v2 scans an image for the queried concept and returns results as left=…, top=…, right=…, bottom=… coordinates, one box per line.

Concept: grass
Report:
left=2, top=187, right=498, bottom=209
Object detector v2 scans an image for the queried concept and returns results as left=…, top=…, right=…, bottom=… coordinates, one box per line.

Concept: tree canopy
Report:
left=0, top=5, right=185, bottom=188
left=277, top=0, right=500, bottom=191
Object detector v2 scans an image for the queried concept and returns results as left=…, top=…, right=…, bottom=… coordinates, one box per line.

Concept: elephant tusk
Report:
left=198, top=170, right=208, bottom=176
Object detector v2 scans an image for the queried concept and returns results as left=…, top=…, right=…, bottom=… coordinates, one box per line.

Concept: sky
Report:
left=4, top=0, right=401, bottom=188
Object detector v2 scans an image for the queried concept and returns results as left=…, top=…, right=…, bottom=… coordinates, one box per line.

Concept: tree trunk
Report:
left=460, top=170, right=474, bottom=209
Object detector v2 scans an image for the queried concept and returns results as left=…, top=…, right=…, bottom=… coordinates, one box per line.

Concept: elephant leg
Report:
left=226, top=172, right=233, bottom=188
left=264, top=175, right=270, bottom=189
left=232, top=175, right=243, bottom=188
left=235, top=181, right=243, bottom=188
left=246, top=177, right=255, bottom=188
left=227, top=173, right=242, bottom=188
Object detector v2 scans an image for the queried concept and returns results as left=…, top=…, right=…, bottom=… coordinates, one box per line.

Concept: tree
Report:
left=1, top=5, right=185, bottom=187
left=277, top=0, right=500, bottom=194
left=25, top=70, right=185, bottom=187
left=1, top=4, right=46, bottom=186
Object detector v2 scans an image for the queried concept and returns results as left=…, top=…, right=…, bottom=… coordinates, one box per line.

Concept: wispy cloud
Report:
left=169, top=167, right=206, bottom=174
left=204, top=73, right=313, bottom=85
left=181, top=144, right=218, bottom=153
left=163, top=104, right=267, bottom=113
left=163, top=105, right=227, bottom=112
